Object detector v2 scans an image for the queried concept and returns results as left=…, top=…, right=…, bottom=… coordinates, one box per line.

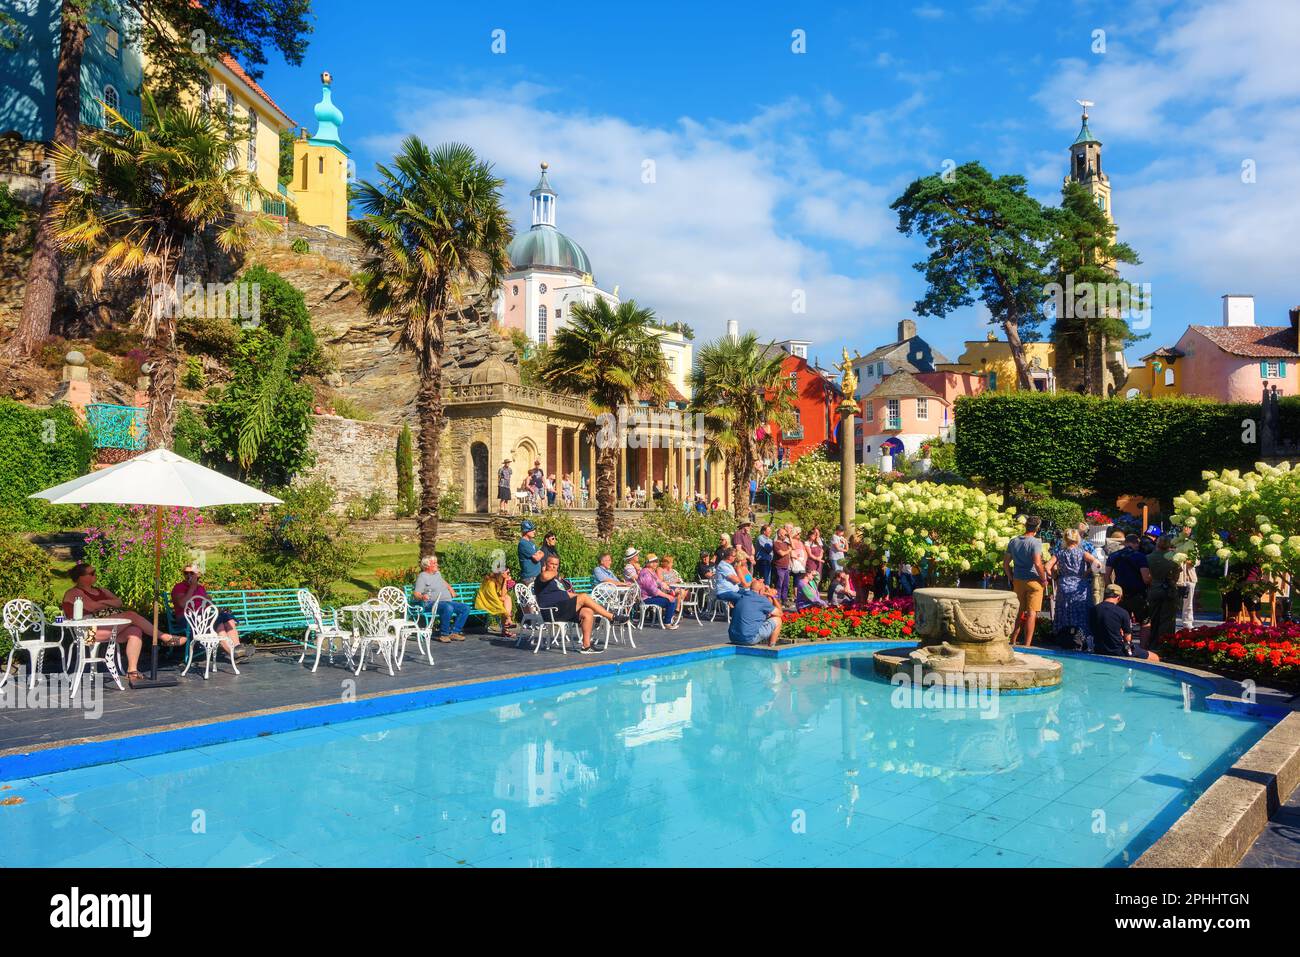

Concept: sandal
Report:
left=436, top=635, right=452, bottom=643
left=158, top=633, right=185, bottom=646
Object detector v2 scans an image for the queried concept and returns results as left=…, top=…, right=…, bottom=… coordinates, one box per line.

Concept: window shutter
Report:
left=1261, top=361, right=1269, bottom=379
left=1282, top=362, right=1288, bottom=379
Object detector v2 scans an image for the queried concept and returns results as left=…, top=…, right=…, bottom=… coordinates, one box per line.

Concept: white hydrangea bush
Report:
left=1170, top=462, right=1300, bottom=577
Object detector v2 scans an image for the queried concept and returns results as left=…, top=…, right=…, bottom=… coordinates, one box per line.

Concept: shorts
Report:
left=214, top=610, right=237, bottom=628
left=497, top=487, right=511, bottom=502
left=1013, top=579, right=1044, bottom=615
left=732, top=617, right=778, bottom=646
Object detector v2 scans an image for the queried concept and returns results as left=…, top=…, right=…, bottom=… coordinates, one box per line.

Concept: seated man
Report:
left=713, top=547, right=745, bottom=604
left=638, top=554, right=681, bottom=629
left=828, top=570, right=857, bottom=607
left=172, top=562, right=252, bottom=661
left=413, top=555, right=470, bottom=642
left=1091, top=584, right=1160, bottom=662
left=729, top=581, right=782, bottom=647
left=534, top=556, right=616, bottom=653
left=592, top=552, right=622, bottom=586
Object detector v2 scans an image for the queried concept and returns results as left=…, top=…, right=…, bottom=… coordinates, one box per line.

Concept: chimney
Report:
left=898, top=319, right=917, bottom=342
left=1222, top=294, right=1255, bottom=327
left=726, top=319, right=739, bottom=343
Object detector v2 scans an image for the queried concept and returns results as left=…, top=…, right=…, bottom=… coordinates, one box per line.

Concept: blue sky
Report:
left=256, top=0, right=1299, bottom=370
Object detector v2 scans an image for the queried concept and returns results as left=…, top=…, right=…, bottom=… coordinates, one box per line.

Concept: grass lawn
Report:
left=335, top=540, right=419, bottom=601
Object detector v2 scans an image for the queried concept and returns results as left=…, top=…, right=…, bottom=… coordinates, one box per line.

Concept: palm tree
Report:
left=51, top=93, right=277, bottom=449
left=536, top=298, right=668, bottom=539
left=689, top=332, right=795, bottom=515
left=353, top=138, right=513, bottom=555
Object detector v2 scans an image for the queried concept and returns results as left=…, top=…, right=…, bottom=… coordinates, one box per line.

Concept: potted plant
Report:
left=1084, top=510, right=1112, bottom=544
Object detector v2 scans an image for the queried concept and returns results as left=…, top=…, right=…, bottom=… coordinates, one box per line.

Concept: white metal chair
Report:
left=349, top=599, right=398, bottom=675
left=1, top=599, right=66, bottom=689
left=636, top=592, right=668, bottom=629
left=593, top=582, right=636, bottom=650
left=514, top=582, right=570, bottom=654
left=377, top=586, right=433, bottom=667
left=181, top=595, right=240, bottom=680
left=297, top=589, right=351, bottom=672
left=67, top=619, right=124, bottom=696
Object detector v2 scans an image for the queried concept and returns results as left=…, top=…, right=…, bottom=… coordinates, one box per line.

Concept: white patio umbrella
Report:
left=31, top=448, right=282, bottom=684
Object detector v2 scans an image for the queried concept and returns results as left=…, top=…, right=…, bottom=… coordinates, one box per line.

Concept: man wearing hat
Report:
left=517, top=521, right=544, bottom=584
left=497, top=459, right=513, bottom=514
left=1091, top=584, right=1159, bottom=662
left=733, top=519, right=755, bottom=565
left=622, top=547, right=641, bottom=584
left=1106, top=533, right=1152, bottom=625
left=172, top=562, right=253, bottom=661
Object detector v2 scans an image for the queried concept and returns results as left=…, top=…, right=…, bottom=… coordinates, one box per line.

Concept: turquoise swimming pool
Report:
left=0, top=650, right=1272, bottom=867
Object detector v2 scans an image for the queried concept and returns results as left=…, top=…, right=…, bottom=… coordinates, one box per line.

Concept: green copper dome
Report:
left=1072, top=116, right=1100, bottom=146
left=508, top=225, right=593, bottom=277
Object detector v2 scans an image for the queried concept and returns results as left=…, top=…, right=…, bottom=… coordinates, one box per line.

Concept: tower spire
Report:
left=530, top=162, right=556, bottom=228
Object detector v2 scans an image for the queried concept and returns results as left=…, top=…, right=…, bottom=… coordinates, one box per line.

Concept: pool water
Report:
left=0, top=651, right=1272, bottom=868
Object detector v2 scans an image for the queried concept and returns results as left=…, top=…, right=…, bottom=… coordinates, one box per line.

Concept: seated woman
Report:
left=638, top=555, right=681, bottom=628
left=474, top=567, right=516, bottom=638
left=533, top=556, right=616, bottom=653
left=64, top=563, right=182, bottom=681
left=171, top=562, right=252, bottom=660
left=795, top=570, right=829, bottom=610
left=659, top=554, right=690, bottom=602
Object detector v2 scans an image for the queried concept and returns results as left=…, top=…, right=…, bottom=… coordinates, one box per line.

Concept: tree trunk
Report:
left=416, top=362, right=443, bottom=556
left=1002, top=319, right=1034, bottom=391
left=732, top=448, right=752, bottom=522
left=595, top=443, right=617, bottom=540
left=4, top=1, right=86, bottom=359
left=1080, top=327, right=1097, bottom=397
left=145, top=319, right=178, bottom=449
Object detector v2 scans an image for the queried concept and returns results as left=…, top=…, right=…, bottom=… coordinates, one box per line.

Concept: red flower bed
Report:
left=783, top=598, right=916, bottom=642
left=1162, top=621, right=1300, bottom=685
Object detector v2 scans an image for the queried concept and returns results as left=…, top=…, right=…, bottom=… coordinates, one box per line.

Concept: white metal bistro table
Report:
left=675, top=582, right=712, bottom=625
left=49, top=617, right=130, bottom=694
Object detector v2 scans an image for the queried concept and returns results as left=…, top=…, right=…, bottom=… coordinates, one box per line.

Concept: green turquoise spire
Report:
left=1072, top=109, right=1100, bottom=146
left=309, top=71, right=348, bottom=154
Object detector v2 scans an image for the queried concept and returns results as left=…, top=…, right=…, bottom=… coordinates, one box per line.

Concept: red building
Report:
left=761, top=340, right=843, bottom=464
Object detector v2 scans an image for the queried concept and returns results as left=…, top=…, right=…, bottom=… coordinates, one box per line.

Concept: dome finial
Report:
left=540, top=161, right=549, bottom=171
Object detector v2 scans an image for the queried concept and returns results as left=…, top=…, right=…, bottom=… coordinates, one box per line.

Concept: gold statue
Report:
left=838, top=348, right=858, bottom=398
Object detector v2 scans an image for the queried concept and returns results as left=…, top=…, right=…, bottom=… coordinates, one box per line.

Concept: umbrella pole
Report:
left=151, top=505, right=161, bottom=681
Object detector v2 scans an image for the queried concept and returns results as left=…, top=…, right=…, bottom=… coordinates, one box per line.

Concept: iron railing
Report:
left=86, top=403, right=147, bottom=450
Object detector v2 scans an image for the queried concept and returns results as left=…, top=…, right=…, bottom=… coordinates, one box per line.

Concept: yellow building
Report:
left=940, top=332, right=1057, bottom=392
left=289, top=72, right=350, bottom=237
left=1120, top=347, right=1184, bottom=398
left=144, top=51, right=296, bottom=215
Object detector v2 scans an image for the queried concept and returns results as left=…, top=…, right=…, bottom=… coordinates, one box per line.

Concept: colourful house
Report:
left=859, top=369, right=969, bottom=462
left=761, top=341, right=842, bottom=463
left=1120, top=347, right=1185, bottom=398
left=0, top=0, right=144, bottom=141
left=288, top=72, right=350, bottom=236
left=849, top=319, right=949, bottom=400
left=941, top=332, right=1056, bottom=393
left=1143, top=296, right=1299, bottom=403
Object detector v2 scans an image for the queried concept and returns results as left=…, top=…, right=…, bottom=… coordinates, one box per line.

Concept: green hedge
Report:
left=0, top=400, right=93, bottom=532
left=954, top=392, right=1286, bottom=504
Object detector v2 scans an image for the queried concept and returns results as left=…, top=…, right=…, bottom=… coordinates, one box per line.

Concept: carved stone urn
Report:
left=874, top=587, right=1062, bottom=691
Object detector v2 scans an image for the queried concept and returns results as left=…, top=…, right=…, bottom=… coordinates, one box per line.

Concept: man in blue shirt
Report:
left=517, top=520, right=544, bottom=584
left=592, top=552, right=620, bottom=585
left=1106, top=534, right=1152, bottom=622
left=729, top=583, right=782, bottom=646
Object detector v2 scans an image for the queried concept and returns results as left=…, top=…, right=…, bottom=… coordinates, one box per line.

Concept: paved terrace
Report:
left=0, top=620, right=734, bottom=753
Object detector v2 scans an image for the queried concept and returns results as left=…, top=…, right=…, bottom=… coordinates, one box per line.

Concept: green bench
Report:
left=166, top=576, right=600, bottom=645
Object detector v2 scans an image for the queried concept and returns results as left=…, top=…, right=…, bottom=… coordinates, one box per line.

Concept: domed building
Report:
left=495, top=164, right=620, bottom=346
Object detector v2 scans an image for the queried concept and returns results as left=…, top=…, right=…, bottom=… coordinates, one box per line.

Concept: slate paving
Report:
left=0, top=619, right=733, bottom=752
left=1239, top=789, right=1300, bottom=867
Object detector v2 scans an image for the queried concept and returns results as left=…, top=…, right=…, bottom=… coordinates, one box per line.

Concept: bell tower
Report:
left=1064, top=101, right=1112, bottom=224
left=291, top=71, right=350, bottom=237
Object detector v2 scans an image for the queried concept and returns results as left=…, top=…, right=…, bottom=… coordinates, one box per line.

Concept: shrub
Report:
left=0, top=400, right=93, bottom=532
left=1163, top=622, right=1300, bottom=688
left=176, top=314, right=241, bottom=360
left=0, top=182, right=25, bottom=237
left=0, top=535, right=55, bottom=658
left=239, top=264, right=326, bottom=375
left=81, top=506, right=204, bottom=613
left=181, top=355, right=206, bottom=389
left=438, top=485, right=462, bottom=521
left=395, top=423, right=416, bottom=517
left=1010, top=494, right=1083, bottom=533
left=345, top=489, right=388, bottom=521
left=229, top=481, right=365, bottom=600
left=955, top=391, right=1266, bottom=503
left=290, top=237, right=310, bottom=254
left=919, top=437, right=957, bottom=473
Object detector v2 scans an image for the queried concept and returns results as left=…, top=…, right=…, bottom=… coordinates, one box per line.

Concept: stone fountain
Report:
left=872, top=587, right=1062, bottom=692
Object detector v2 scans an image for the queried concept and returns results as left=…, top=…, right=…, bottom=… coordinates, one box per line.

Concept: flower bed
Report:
left=1162, top=622, right=1300, bottom=686
left=783, top=598, right=915, bottom=642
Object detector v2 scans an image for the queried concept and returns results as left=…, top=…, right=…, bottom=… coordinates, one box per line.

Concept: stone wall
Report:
left=298, top=413, right=403, bottom=508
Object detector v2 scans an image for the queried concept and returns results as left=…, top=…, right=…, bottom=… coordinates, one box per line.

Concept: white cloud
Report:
left=361, top=87, right=915, bottom=348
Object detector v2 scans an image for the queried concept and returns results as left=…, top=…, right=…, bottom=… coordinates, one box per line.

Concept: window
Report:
left=225, top=89, right=235, bottom=116
left=247, top=111, right=257, bottom=170
left=102, top=85, right=119, bottom=117
left=538, top=305, right=547, bottom=344
left=318, top=156, right=324, bottom=175
left=864, top=401, right=873, bottom=422
left=886, top=399, right=900, bottom=427
left=512, top=285, right=519, bottom=295
left=987, top=371, right=998, bottom=391
left=105, top=27, right=120, bottom=59
left=200, top=84, right=210, bottom=112
left=1097, top=195, right=1107, bottom=211
left=1164, top=367, right=1175, bottom=387
left=666, top=355, right=675, bottom=372
left=916, top=398, right=928, bottom=420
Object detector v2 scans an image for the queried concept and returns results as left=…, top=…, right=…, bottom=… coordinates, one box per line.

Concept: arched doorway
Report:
left=471, top=442, right=489, bottom=513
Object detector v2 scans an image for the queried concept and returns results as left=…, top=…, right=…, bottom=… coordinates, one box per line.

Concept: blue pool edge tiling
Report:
left=0, top=641, right=1278, bottom=781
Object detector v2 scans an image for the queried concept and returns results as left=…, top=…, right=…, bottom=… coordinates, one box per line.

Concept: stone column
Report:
left=588, top=435, right=596, bottom=505
left=618, top=442, right=627, bottom=501
left=840, top=401, right=856, bottom=531
left=571, top=427, right=580, bottom=488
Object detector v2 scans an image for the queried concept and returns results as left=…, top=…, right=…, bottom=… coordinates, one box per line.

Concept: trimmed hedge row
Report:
left=0, top=400, right=93, bottom=531
left=954, top=392, right=1295, bottom=503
